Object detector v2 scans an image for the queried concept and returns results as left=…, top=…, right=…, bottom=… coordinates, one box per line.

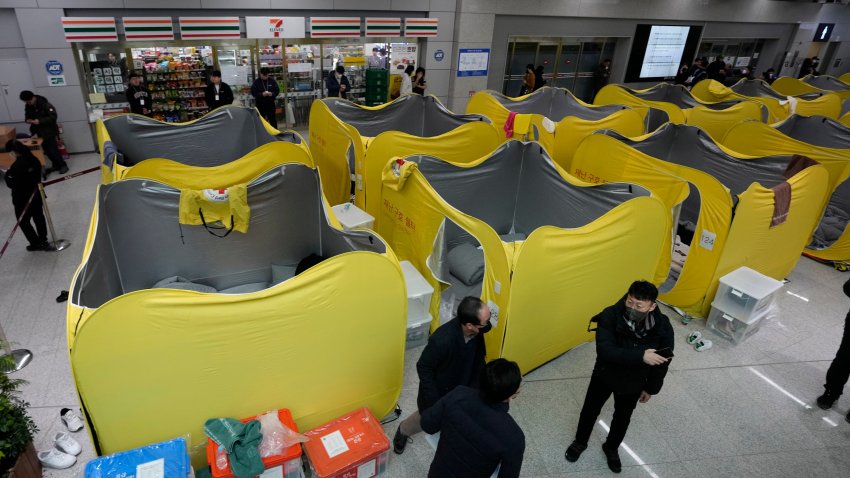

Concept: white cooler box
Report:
left=400, top=260, right=435, bottom=322
left=707, top=301, right=777, bottom=344
left=331, top=203, right=375, bottom=231
left=712, top=266, right=783, bottom=322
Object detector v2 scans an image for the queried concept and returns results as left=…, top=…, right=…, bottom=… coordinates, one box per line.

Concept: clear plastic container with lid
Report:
left=712, top=266, right=783, bottom=323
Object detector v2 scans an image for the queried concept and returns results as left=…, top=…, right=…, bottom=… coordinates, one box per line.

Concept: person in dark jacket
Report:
left=412, top=67, right=427, bottom=95
left=592, top=59, right=612, bottom=98
left=251, top=67, right=280, bottom=128
left=326, top=64, right=351, bottom=99
left=421, top=358, right=525, bottom=478
left=685, top=58, right=707, bottom=88
left=816, top=278, right=850, bottom=424
left=534, top=65, right=546, bottom=91
left=673, top=64, right=690, bottom=85
left=19, top=91, right=67, bottom=176
left=4, top=140, right=49, bottom=251
left=125, top=72, right=151, bottom=117
left=565, top=280, right=674, bottom=473
left=393, top=296, right=492, bottom=454
left=204, top=70, right=234, bottom=111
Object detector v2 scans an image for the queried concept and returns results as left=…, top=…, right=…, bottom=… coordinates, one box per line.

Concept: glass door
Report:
left=503, top=42, right=537, bottom=96
left=215, top=45, right=255, bottom=109
left=284, top=43, right=320, bottom=127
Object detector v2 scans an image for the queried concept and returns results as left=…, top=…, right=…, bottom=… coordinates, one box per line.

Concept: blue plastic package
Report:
left=84, top=437, right=191, bottom=478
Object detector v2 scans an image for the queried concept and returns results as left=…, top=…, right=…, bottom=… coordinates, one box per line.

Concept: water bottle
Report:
left=215, top=445, right=228, bottom=470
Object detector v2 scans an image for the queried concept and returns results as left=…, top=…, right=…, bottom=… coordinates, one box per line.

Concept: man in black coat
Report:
left=204, top=70, right=234, bottom=111
left=19, top=90, right=67, bottom=175
left=566, top=280, right=674, bottom=473
left=4, top=139, right=48, bottom=251
left=421, top=358, right=525, bottom=478
left=816, top=278, right=850, bottom=424
left=250, top=67, right=280, bottom=128
left=393, top=296, right=492, bottom=454
left=125, top=72, right=151, bottom=117
left=326, top=64, right=351, bottom=99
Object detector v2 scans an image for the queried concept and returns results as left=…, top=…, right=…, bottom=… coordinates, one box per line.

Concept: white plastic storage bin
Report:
left=407, top=314, right=433, bottom=349
left=712, top=266, right=783, bottom=322
left=400, top=261, right=435, bottom=322
left=707, top=301, right=777, bottom=344
left=331, top=203, right=375, bottom=231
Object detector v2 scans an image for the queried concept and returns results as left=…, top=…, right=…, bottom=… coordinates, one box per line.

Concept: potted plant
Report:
left=0, top=348, right=40, bottom=478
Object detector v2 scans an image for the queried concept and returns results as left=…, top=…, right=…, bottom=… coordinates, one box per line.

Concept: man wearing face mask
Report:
left=393, top=296, right=492, bottom=455
left=565, top=280, right=673, bottom=473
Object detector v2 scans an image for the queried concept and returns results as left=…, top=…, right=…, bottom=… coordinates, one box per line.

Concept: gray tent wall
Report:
left=103, top=106, right=301, bottom=166
left=731, top=79, right=788, bottom=100
left=321, top=95, right=489, bottom=138
left=72, top=165, right=385, bottom=309
left=804, top=75, right=850, bottom=92
left=774, top=115, right=850, bottom=249
left=413, top=141, right=651, bottom=250
left=628, top=83, right=742, bottom=111
left=487, top=87, right=627, bottom=121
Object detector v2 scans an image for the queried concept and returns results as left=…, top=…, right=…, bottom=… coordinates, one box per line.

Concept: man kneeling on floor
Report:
left=566, top=280, right=674, bottom=473
left=421, top=358, right=525, bottom=478
left=393, top=296, right=492, bottom=454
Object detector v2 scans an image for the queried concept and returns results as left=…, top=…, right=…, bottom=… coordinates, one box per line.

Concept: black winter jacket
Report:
left=24, top=96, right=59, bottom=139
left=4, top=151, right=42, bottom=204
left=416, top=317, right=486, bottom=411
left=592, top=298, right=674, bottom=395
left=204, top=82, right=234, bottom=111
left=421, top=386, right=525, bottom=478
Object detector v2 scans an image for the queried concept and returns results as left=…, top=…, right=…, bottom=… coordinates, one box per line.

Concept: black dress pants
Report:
left=14, top=194, right=47, bottom=246
left=258, top=104, right=278, bottom=129
left=825, top=310, right=850, bottom=396
left=41, top=136, right=67, bottom=171
left=575, top=372, right=641, bottom=448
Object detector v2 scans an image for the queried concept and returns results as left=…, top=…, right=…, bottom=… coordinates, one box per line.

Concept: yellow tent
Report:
left=595, top=83, right=687, bottom=124
left=842, top=113, right=850, bottom=128
left=377, top=140, right=669, bottom=373
left=723, top=117, right=850, bottom=261
left=465, top=87, right=646, bottom=168
left=96, top=106, right=305, bottom=183
left=308, top=94, right=495, bottom=206
left=840, top=73, right=850, bottom=86
left=682, top=101, right=767, bottom=141
left=574, top=125, right=830, bottom=316
left=67, top=149, right=406, bottom=466
left=691, top=79, right=790, bottom=122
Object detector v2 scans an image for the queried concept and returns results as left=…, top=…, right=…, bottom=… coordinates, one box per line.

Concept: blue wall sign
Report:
left=457, top=48, right=490, bottom=77
left=46, top=60, right=63, bottom=76
left=434, top=49, right=445, bottom=62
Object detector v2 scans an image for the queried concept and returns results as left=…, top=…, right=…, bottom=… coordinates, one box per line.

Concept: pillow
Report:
left=152, top=276, right=218, bottom=294
left=499, top=233, right=527, bottom=242
left=447, top=243, right=486, bottom=286
left=218, top=282, right=269, bottom=294
left=272, top=264, right=297, bottom=285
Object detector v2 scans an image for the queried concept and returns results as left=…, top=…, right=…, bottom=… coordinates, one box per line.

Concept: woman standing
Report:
left=412, top=67, right=427, bottom=95
left=400, top=65, right=414, bottom=96
left=520, top=64, right=536, bottom=96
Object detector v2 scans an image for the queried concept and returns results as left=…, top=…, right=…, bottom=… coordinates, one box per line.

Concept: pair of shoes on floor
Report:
left=392, top=426, right=411, bottom=455
left=564, top=441, right=621, bottom=473
left=687, top=331, right=712, bottom=352
left=38, top=433, right=81, bottom=469
left=26, top=241, right=50, bottom=252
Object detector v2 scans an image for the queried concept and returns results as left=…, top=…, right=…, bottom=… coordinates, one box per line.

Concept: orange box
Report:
left=302, top=408, right=389, bottom=478
left=206, top=409, right=303, bottom=478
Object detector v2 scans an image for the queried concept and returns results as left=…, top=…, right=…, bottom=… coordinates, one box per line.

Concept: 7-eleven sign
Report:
left=246, top=16, right=306, bottom=39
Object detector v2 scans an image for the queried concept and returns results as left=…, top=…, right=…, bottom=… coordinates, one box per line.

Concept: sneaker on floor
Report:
left=694, top=339, right=713, bottom=352
left=61, top=408, right=84, bottom=432
left=38, top=448, right=76, bottom=469
left=58, top=165, right=69, bottom=175
left=816, top=391, right=839, bottom=410
left=686, top=331, right=702, bottom=345
left=392, top=426, right=409, bottom=455
left=54, top=432, right=81, bottom=455
left=602, top=443, right=622, bottom=473
left=564, top=441, right=587, bottom=462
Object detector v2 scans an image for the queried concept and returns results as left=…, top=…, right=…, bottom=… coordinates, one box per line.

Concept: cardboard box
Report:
left=303, top=408, right=389, bottom=478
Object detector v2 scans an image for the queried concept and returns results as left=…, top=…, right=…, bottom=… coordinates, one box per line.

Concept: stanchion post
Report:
left=0, top=323, right=32, bottom=374
left=37, top=183, right=70, bottom=252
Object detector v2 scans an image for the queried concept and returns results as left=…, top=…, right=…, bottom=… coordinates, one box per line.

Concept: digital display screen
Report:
left=639, top=26, right=691, bottom=78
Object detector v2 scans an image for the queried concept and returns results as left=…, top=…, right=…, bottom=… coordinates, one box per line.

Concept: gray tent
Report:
left=731, top=79, right=789, bottom=100
left=102, top=106, right=301, bottom=167
left=411, top=141, right=651, bottom=298
left=320, top=94, right=489, bottom=138
left=72, top=164, right=385, bottom=309
left=774, top=115, right=850, bottom=249
left=628, top=82, right=741, bottom=110
left=804, top=75, right=850, bottom=93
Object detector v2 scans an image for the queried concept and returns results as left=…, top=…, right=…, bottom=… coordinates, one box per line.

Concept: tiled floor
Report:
left=2, top=151, right=850, bottom=477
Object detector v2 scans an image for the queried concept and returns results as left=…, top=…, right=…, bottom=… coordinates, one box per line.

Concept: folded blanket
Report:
left=218, top=282, right=269, bottom=294
left=272, top=264, right=297, bottom=284
left=152, top=276, right=217, bottom=293
left=447, top=243, right=485, bottom=286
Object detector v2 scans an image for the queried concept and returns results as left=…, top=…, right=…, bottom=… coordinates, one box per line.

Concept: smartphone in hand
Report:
left=655, top=347, right=674, bottom=359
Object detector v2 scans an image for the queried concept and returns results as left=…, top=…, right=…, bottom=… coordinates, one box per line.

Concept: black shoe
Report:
left=392, top=426, right=409, bottom=455
left=565, top=441, right=587, bottom=462
left=816, top=391, right=839, bottom=410
left=602, top=443, right=622, bottom=473
left=58, top=165, right=69, bottom=175
left=26, top=242, right=48, bottom=251
left=56, top=290, right=69, bottom=303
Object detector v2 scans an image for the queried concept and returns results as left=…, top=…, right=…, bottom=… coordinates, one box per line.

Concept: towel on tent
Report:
left=179, top=184, right=251, bottom=234
left=204, top=418, right=264, bottom=478
left=770, top=181, right=791, bottom=228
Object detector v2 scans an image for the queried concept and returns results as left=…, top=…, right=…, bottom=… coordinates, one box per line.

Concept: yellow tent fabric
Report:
left=691, top=79, right=790, bottom=122
left=772, top=76, right=826, bottom=96
left=841, top=73, right=850, bottom=86
left=360, top=123, right=504, bottom=221
left=682, top=101, right=767, bottom=141
left=308, top=95, right=495, bottom=206
left=573, top=130, right=830, bottom=316
left=465, top=88, right=646, bottom=167
left=594, top=84, right=686, bottom=124
left=842, top=112, right=850, bottom=128
left=377, top=141, right=669, bottom=373
left=793, top=93, right=843, bottom=119
left=723, top=121, right=850, bottom=261
left=67, top=152, right=405, bottom=466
